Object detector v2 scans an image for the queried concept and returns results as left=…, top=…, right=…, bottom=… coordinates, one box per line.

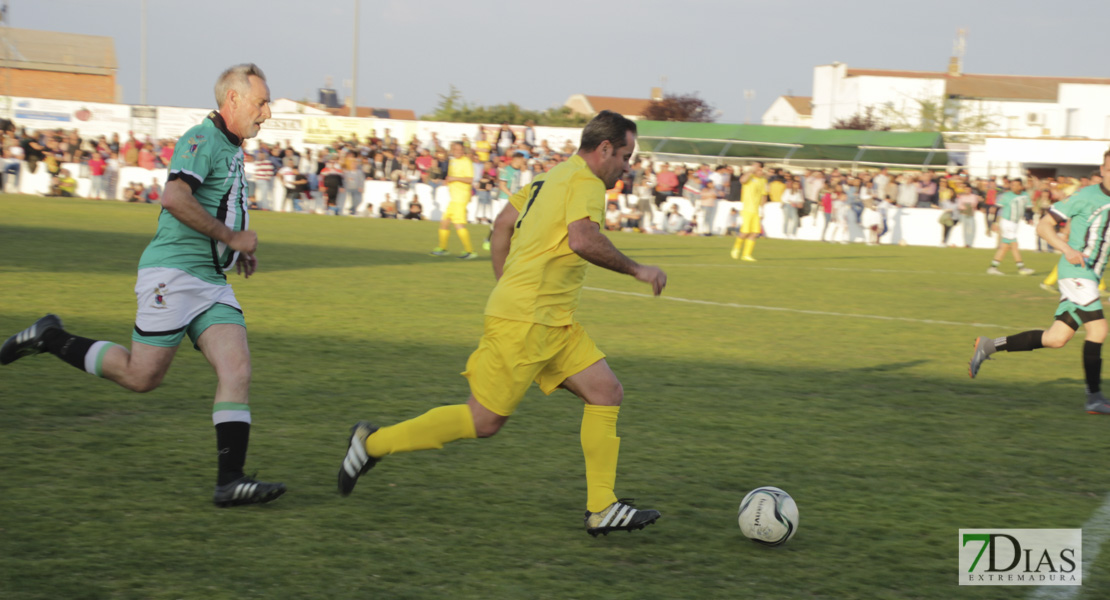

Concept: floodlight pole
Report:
left=140, top=0, right=147, bottom=105
left=350, top=0, right=358, bottom=117
left=2, top=1, right=10, bottom=119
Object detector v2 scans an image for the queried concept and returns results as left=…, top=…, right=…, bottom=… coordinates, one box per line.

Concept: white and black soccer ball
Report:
left=738, top=486, right=799, bottom=546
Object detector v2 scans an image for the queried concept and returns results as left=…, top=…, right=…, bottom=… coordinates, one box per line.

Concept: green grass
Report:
left=0, top=195, right=1106, bottom=599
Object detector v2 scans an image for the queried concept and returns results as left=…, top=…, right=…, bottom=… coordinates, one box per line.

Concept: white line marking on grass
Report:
left=655, top=263, right=1032, bottom=278
left=1028, top=493, right=1110, bottom=599
left=584, top=286, right=1022, bottom=329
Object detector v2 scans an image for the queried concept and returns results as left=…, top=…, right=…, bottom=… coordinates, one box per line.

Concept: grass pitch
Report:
left=0, top=195, right=1107, bottom=599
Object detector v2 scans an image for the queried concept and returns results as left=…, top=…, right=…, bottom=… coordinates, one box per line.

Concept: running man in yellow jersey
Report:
left=431, top=141, right=478, bottom=259
left=338, top=111, right=668, bottom=536
left=731, top=161, right=768, bottom=261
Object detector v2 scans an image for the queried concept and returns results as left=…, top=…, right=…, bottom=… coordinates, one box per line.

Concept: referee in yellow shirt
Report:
left=731, top=161, right=768, bottom=261
left=338, top=111, right=668, bottom=536
left=431, top=141, right=477, bottom=259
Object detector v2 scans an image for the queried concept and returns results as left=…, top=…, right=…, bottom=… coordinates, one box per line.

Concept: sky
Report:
left=12, top=0, right=1110, bottom=124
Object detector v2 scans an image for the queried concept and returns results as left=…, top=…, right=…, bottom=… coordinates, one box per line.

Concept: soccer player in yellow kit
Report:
left=338, top=111, right=668, bottom=536
left=431, top=141, right=477, bottom=259
left=731, top=161, right=768, bottom=261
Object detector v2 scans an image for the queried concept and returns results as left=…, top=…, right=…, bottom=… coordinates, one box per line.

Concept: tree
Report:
left=832, top=106, right=890, bottom=131
left=877, top=94, right=999, bottom=139
left=422, top=85, right=590, bottom=127
left=641, top=93, right=716, bottom=123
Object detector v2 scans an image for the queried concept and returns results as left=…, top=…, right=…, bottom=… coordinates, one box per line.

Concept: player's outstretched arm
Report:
left=568, top=217, right=667, bottom=296
left=162, top=179, right=257, bottom=255
left=490, top=203, right=519, bottom=280
left=1036, top=214, right=1083, bottom=264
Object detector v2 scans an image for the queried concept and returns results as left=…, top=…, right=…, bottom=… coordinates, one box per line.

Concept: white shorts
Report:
left=999, top=220, right=1019, bottom=242
left=861, top=208, right=881, bottom=228
left=134, top=267, right=241, bottom=337
left=1058, top=278, right=1100, bottom=308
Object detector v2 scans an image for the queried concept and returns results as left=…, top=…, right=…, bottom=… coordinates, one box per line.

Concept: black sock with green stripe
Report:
left=214, top=403, right=252, bottom=486
left=1084, top=341, right=1102, bottom=394
left=40, top=329, right=116, bottom=376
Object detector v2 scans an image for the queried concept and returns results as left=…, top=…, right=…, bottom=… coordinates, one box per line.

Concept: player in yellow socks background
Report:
left=731, top=161, right=768, bottom=261
left=431, top=141, right=477, bottom=259
left=338, top=110, right=669, bottom=536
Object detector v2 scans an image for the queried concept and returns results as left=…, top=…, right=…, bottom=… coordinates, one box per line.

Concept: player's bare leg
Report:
left=563, top=359, right=660, bottom=536
left=99, top=342, right=177, bottom=392
left=197, top=323, right=285, bottom=507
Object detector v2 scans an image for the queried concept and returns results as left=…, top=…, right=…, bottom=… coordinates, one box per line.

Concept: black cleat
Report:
left=584, top=499, right=660, bottom=537
left=0, top=314, right=63, bottom=365
left=212, top=475, right=286, bottom=507
left=338, top=421, right=379, bottom=496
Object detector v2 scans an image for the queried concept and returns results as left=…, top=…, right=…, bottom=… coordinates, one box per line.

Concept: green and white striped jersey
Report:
left=137, top=111, right=248, bottom=285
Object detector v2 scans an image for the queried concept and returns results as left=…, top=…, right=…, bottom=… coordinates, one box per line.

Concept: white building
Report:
left=810, top=61, right=1110, bottom=139
left=761, top=96, right=812, bottom=127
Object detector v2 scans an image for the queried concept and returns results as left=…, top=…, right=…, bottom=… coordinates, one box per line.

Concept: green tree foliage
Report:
left=422, top=85, right=590, bottom=127
left=878, top=95, right=998, bottom=138
left=832, top=106, right=890, bottom=131
left=641, top=93, right=716, bottom=122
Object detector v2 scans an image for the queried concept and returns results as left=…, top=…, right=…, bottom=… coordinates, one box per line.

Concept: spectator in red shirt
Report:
left=414, top=149, right=434, bottom=176
left=653, top=163, right=679, bottom=207
left=88, top=152, right=107, bottom=199
left=137, top=145, right=156, bottom=170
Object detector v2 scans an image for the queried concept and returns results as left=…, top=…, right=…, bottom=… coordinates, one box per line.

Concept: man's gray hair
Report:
left=214, top=63, right=266, bottom=108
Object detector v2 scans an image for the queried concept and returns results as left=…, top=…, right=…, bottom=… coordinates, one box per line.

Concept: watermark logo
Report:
left=959, top=529, right=1081, bottom=586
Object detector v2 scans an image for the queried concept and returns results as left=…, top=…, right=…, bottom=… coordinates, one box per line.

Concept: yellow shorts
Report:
left=463, top=316, right=606, bottom=417
left=444, top=199, right=470, bottom=225
left=740, top=212, right=761, bottom=234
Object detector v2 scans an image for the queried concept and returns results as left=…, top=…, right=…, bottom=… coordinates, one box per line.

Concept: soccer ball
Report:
left=738, top=486, right=799, bottom=546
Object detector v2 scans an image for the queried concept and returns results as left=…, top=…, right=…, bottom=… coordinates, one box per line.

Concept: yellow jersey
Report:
left=448, top=156, right=474, bottom=204
left=474, top=140, right=491, bottom=162
left=741, top=176, right=767, bottom=215
left=485, top=154, right=605, bottom=326
left=768, top=178, right=785, bottom=203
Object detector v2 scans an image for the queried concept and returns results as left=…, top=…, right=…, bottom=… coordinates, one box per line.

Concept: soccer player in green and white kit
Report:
left=0, top=64, right=286, bottom=505
left=970, top=149, right=1110, bottom=414
left=987, top=178, right=1035, bottom=276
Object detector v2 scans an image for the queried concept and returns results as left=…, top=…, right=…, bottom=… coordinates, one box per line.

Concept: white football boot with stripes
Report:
left=338, top=421, right=379, bottom=496
left=0, top=314, right=63, bottom=365
left=584, top=499, right=660, bottom=537
left=212, top=475, right=286, bottom=508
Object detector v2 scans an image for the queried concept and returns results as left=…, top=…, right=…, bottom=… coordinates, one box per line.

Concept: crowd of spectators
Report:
left=609, top=159, right=1098, bottom=247
left=1, top=124, right=179, bottom=201
left=5, top=121, right=1097, bottom=251
left=243, top=122, right=577, bottom=217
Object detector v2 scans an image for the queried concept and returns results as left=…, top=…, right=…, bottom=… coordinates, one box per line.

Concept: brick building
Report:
left=0, top=28, right=117, bottom=103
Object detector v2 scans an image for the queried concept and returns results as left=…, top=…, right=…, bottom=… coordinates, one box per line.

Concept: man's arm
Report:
left=567, top=217, right=667, bottom=296
left=162, top=179, right=257, bottom=255
left=1036, top=213, right=1083, bottom=265
left=490, top=203, right=519, bottom=280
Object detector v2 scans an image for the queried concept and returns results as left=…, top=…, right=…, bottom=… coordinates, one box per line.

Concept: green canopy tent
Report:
left=635, top=121, right=950, bottom=170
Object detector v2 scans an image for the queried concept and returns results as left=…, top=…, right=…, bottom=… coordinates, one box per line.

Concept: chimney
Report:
left=947, top=56, right=961, bottom=77
left=650, top=86, right=662, bottom=101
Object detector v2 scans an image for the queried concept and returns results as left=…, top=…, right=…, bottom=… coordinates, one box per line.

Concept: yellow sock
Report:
left=1043, top=265, right=1058, bottom=287
left=437, top=229, right=450, bottom=250
left=456, top=227, right=474, bottom=253
left=732, top=238, right=743, bottom=252
left=581, top=405, right=620, bottom=513
left=742, top=238, right=756, bottom=258
left=365, top=404, right=476, bottom=458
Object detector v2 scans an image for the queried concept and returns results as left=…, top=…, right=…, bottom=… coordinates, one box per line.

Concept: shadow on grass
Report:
left=1, top=314, right=1103, bottom=600
left=0, top=224, right=452, bottom=274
